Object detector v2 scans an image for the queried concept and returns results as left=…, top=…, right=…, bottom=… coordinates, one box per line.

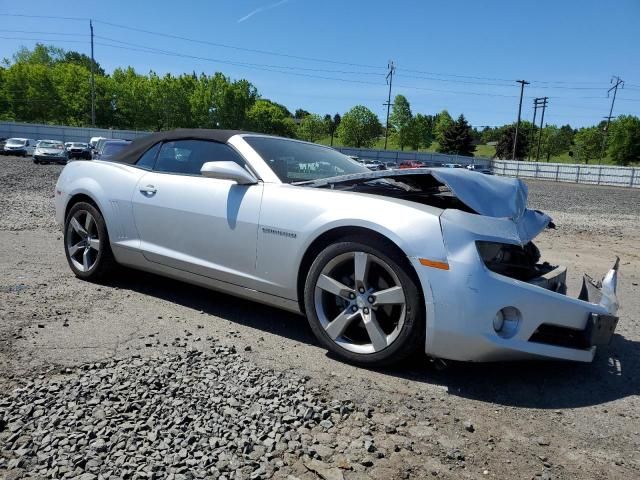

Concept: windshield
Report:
left=71, top=143, right=86, bottom=147
left=7, top=139, right=25, bottom=146
left=39, top=141, right=62, bottom=148
left=243, top=136, right=368, bottom=183
left=102, top=142, right=130, bottom=156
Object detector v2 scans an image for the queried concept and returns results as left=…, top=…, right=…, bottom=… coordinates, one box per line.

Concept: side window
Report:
left=136, top=143, right=161, bottom=170
left=154, top=139, right=245, bottom=175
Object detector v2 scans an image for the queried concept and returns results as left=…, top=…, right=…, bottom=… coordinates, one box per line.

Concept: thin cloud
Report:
left=237, top=0, right=290, bottom=23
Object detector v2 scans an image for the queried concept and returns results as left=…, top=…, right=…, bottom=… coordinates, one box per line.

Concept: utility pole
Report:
left=512, top=79, right=529, bottom=160
left=528, top=98, right=541, bottom=161
left=600, top=76, right=624, bottom=162
left=535, top=97, right=548, bottom=162
left=383, top=60, right=395, bottom=150
left=90, top=19, right=96, bottom=127
left=529, top=97, right=546, bottom=161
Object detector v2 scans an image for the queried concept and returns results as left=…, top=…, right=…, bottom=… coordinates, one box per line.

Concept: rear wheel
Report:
left=304, top=238, right=424, bottom=367
left=64, top=202, right=115, bottom=280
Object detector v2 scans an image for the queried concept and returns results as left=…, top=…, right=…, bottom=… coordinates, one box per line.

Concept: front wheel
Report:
left=304, top=239, right=424, bottom=367
left=63, top=202, right=115, bottom=280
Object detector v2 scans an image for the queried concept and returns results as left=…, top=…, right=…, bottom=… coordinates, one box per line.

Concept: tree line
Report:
left=1, top=44, right=638, bottom=165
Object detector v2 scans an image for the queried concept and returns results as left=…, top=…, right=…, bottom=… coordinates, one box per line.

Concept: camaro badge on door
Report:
left=261, top=227, right=297, bottom=239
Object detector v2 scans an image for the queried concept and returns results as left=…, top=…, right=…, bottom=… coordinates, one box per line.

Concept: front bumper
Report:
left=413, top=213, right=620, bottom=363
left=34, top=154, right=68, bottom=164
left=3, top=148, right=27, bottom=155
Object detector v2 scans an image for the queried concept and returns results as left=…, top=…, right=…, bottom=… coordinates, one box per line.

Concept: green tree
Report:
left=606, top=115, right=640, bottom=166
left=246, top=99, right=297, bottom=137
left=437, top=114, right=474, bottom=156
left=294, top=108, right=310, bottom=119
left=574, top=126, right=604, bottom=164
left=495, top=125, right=531, bottom=160
left=337, top=105, right=382, bottom=148
left=323, top=114, right=337, bottom=146
left=298, top=113, right=326, bottom=142
left=389, top=94, right=412, bottom=150
left=434, top=109, right=453, bottom=145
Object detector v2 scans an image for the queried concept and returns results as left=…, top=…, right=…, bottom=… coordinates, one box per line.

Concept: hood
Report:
left=38, top=147, right=65, bottom=154
left=299, top=168, right=552, bottom=242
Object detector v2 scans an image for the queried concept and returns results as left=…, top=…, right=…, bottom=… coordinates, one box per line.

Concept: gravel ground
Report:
left=1, top=156, right=639, bottom=480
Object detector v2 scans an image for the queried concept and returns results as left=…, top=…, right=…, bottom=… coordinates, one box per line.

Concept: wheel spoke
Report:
left=84, top=212, right=94, bottom=234
left=363, top=310, right=388, bottom=352
left=316, top=274, right=354, bottom=300
left=71, top=217, right=88, bottom=237
left=68, top=241, right=84, bottom=257
left=354, top=252, right=369, bottom=288
left=88, top=237, right=100, bottom=251
left=373, top=286, right=405, bottom=306
left=325, top=309, right=358, bottom=340
left=82, top=248, right=91, bottom=271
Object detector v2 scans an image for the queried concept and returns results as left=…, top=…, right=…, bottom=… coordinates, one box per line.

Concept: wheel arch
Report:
left=296, top=226, right=425, bottom=314
left=64, top=192, right=102, bottom=220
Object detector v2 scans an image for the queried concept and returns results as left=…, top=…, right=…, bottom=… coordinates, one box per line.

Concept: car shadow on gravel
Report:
left=103, top=268, right=317, bottom=345
left=101, top=268, right=638, bottom=410
left=380, top=333, right=640, bottom=409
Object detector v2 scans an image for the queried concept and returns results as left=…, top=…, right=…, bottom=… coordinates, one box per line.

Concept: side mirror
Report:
left=200, top=161, right=258, bottom=185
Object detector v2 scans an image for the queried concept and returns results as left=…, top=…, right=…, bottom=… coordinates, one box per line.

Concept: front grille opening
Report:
left=529, top=324, right=589, bottom=350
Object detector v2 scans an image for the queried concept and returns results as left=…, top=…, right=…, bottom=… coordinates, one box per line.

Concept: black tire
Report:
left=304, top=237, right=424, bottom=367
left=33, top=159, right=40, bottom=164
left=63, top=201, right=116, bottom=281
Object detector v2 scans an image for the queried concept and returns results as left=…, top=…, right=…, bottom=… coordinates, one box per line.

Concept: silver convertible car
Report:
left=54, top=129, right=620, bottom=366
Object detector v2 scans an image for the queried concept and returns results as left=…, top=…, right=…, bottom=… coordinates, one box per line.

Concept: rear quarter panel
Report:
left=55, top=161, right=146, bottom=249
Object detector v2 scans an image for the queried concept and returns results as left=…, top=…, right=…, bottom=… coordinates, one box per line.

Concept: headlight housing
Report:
left=476, top=241, right=541, bottom=281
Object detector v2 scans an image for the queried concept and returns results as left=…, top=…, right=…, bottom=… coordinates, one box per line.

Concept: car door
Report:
left=131, top=139, right=264, bottom=290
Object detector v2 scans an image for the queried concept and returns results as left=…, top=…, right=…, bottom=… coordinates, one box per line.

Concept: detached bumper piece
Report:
left=529, top=257, right=620, bottom=352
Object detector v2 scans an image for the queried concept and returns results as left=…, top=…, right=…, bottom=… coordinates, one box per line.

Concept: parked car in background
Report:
left=385, top=162, right=398, bottom=169
left=93, top=139, right=132, bottom=160
left=362, top=159, right=386, bottom=171
left=89, top=136, right=107, bottom=151
left=443, top=163, right=464, bottom=168
left=466, top=164, right=494, bottom=175
left=65, top=142, right=73, bottom=151
left=398, top=160, right=424, bottom=169
left=67, top=142, right=92, bottom=160
left=33, top=140, right=69, bottom=164
left=3, top=138, right=37, bottom=156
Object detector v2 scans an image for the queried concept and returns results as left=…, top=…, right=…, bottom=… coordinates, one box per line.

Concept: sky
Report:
left=1, top=0, right=639, bottom=128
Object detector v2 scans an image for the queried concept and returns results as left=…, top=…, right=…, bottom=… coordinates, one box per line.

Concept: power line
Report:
left=94, top=19, right=384, bottom=70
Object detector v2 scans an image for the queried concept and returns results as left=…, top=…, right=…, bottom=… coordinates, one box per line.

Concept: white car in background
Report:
left=3, top=137, right=37, bottom=156
left=54, top=129, right=621, bottom=366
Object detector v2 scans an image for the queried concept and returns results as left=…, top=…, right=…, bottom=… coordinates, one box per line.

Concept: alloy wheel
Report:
left=314, top=251, right=406, bottom=354
left=66, top=210, right=101, bottom=272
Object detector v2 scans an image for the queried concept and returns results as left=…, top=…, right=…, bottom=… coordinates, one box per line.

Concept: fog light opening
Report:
left=493, top=307, right=521, bottom=339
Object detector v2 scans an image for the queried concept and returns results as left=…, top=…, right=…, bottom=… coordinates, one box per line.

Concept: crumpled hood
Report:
left=301, top=168, right=552, bottom=243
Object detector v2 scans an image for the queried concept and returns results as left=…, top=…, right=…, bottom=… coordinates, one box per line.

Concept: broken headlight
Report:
left=476, top=241, right=541, bottom=281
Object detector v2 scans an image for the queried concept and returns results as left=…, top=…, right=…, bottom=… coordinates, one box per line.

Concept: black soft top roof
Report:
left=109, top=128, right=248, bottom=164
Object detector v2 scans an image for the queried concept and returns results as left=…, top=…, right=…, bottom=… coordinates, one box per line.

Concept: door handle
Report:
left=140, top=185, right=157, bottom=196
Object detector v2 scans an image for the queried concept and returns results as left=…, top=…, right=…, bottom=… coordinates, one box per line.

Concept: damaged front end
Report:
left=302, top=167, right=621, bottom=362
